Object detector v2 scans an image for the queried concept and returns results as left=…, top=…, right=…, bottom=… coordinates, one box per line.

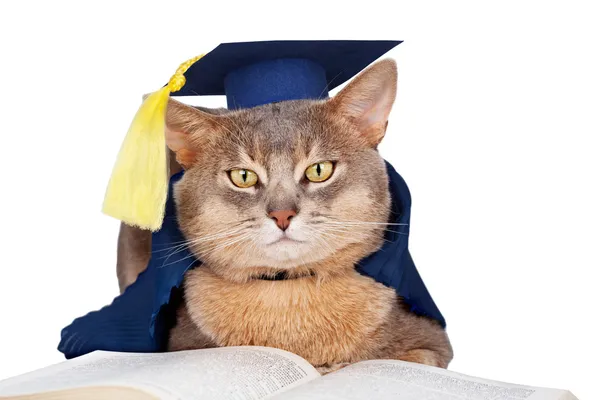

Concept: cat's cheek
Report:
left=331, top=187, right=374, bottom=217
left=285, top=230, right=307, bottom=244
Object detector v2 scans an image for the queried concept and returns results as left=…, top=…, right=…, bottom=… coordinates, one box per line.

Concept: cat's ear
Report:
left=164, top=98, right=225, bottom=168
left=329, top=59, right=397, bottom=147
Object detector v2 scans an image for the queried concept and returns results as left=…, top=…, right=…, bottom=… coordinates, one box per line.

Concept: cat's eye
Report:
left=305, top=161, right=334, bottom=183
left=229, top=169, right=258, bottom=188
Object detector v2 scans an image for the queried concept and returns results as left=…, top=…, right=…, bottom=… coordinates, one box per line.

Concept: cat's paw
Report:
left=399, top=349, right=450, bottom=368
left=316, top=362, right=350, bottom=375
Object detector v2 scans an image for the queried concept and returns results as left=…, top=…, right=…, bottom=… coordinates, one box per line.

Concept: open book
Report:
left=0, top=347, right=577, bottom=400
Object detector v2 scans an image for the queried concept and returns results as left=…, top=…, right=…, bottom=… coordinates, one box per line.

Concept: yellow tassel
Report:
left=102, top=54, right=204, bottom=231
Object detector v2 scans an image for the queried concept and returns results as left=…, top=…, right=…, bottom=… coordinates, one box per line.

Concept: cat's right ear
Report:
left=164, top=98, right=225, bottom=168
left=328, top=59, right=397, bottom=148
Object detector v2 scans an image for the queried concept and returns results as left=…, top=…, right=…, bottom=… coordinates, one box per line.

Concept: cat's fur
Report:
left=117, top=59, right=453, bottom=372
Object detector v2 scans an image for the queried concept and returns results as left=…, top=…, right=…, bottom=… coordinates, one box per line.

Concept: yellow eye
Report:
left=305, top=161, right=334, bottom=182
left=229, top=169, right=258, bottom=188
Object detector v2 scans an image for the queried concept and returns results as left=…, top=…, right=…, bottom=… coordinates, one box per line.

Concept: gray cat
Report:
left=117, top=59, right=452, bottom=373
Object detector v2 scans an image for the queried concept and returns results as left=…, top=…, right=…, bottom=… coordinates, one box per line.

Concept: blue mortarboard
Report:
left=61, top=40, right=446, bottom=359
left=174, top=40, right=401, bottom=109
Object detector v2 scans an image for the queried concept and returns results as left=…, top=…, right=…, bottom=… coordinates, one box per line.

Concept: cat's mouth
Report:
left=267, top=236, right=305, bottom=246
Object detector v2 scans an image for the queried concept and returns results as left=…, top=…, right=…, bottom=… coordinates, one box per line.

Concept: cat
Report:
left=117, top=59, right=453, bottom=373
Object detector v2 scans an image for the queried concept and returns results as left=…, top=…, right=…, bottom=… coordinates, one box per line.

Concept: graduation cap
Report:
left=102, top=40, right=402, bottom=231
left=61, top=40, right=446, bottom=360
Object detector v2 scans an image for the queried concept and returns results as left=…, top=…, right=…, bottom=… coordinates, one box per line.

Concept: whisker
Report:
left=318, top=223, right=408, bottom=236
left=154, top=224, right=252, bottom=257
left=159, top=251, right=197, bottom=268
left=152, top=226, right=235, bottom=252
left=160, top=232, right=237, bottom=259
left=159, top=233, right=251, bottom=268
left=322, top=221, right=409, bottom=226
left=200, top=233, right=253, bottom=259
left=305, top=224, right=397, bottom=244
left=157, top=229, right=246, bottom=260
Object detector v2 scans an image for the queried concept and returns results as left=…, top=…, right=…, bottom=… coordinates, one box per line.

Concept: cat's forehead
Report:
left=239, top=101, right=321, bottom=136
left=221, top=101, right=340, bottom=165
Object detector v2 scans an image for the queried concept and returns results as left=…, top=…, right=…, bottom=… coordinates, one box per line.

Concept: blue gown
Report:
left=58, top=161, right=445, bottom=359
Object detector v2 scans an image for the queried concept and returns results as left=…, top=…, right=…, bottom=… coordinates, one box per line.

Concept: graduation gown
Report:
left=58, top=161, right=445, bottom=359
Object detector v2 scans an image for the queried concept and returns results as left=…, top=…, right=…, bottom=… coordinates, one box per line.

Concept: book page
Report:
left=0, top=347, right=320, bottom=400
left=278, top=360, right=578, bottom=400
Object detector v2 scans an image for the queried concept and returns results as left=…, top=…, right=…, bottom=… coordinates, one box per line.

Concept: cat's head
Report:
left=166, top=59, right=397, bottom=281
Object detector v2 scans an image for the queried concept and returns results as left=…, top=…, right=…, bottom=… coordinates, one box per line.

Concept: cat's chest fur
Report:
left=182, top=268, right=397, bottom=366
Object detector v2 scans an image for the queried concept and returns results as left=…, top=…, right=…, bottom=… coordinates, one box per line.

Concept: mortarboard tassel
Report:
left=102, top=54, right=204, bottom=231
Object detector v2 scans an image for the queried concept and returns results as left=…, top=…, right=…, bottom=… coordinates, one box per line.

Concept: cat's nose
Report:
left=268, top=209, right=297, bottom=231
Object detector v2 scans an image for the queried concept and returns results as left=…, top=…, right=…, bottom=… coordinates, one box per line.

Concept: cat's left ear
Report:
left=164, top=98, right=228, bottom=168
left=328, top=59, right=397, bottom=148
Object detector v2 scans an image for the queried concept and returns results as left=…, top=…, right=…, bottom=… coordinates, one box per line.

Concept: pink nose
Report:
left=268, top=209, right=297, bottom=231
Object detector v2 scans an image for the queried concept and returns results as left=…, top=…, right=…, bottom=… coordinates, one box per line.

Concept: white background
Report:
left=0, top=1, right=598, bottom=398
